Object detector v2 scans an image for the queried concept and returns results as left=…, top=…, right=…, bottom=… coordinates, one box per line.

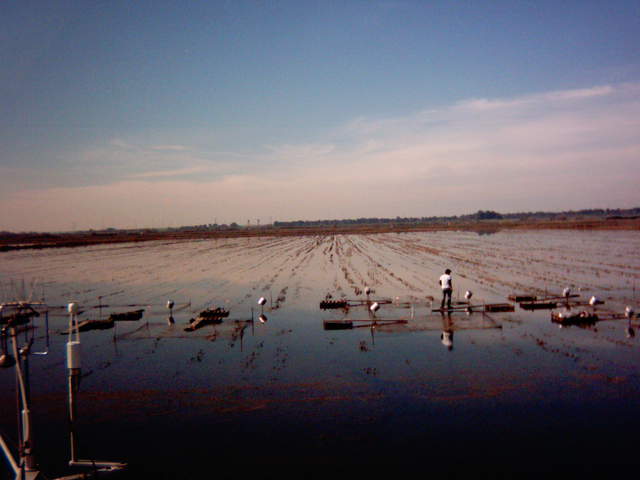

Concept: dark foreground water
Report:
left=1, top=231, right=639, bottom=478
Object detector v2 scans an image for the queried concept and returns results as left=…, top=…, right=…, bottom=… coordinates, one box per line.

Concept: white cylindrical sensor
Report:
left=67, top=340, right=81, bottom=370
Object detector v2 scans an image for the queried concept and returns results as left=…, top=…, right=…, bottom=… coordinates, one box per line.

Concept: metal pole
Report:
left=67, top=370, right=80, bottom=464
left=11, top=327, right=37, bottom=474
left=0, top=433, right=19, bottom=476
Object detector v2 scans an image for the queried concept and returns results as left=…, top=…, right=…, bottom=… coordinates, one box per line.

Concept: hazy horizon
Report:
left=3, top=204, right=639, bottom=235
left=2, top=1, right=640, bottom=232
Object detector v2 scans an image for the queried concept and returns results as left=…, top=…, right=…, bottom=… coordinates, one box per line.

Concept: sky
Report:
left=2, top=0, right=640, bottom=232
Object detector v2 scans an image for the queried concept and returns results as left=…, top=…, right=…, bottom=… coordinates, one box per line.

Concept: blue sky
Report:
left=2, top=0, right=640, bottom=231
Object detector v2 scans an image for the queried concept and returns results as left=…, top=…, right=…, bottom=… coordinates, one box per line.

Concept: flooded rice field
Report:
left=1, top=230, right=640, bottom=477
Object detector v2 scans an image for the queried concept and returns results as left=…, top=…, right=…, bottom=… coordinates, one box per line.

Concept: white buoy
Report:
left=166, top=300, right=175, bottom=323
left=258, top=314, right=268, bottom=323
left=589, top=296, right=599, bottom=306
left=625, top=306, right=634, bottom=318
left=562, top=287, right=571, bottom=298
left=258, top=297, right=267, bottom=306
left=370, top=302, right=380, bottom=313
left=464, top=290, right=473, bottom=300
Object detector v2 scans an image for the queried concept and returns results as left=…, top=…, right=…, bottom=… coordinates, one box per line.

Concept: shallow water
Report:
left=1, top=230, right=639, bottom=477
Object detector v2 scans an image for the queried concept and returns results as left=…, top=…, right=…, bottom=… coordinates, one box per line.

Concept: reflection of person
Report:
left=440, top=312, right=454, bottom=350
left=439, top=268, right=453, bottom=310
left=626, top=318, right=635, bottom=338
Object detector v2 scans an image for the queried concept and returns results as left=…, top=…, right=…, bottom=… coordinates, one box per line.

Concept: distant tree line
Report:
left=2, top=207, right=639, bottom=235
left=169, top=222, right=240, bottom=232
left=272, top=207, right=640, bottom=228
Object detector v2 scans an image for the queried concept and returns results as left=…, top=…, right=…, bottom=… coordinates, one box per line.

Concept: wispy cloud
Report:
left=127, top=166, right=213, bottom=179
left=150, top=145, right=189, bottom=152
left=2, top=83, right=639, bottom=231
left=454, top=85, right=616, bottom=112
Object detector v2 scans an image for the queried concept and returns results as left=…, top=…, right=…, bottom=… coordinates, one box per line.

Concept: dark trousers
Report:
left=441, top=288, right=452, bottom=309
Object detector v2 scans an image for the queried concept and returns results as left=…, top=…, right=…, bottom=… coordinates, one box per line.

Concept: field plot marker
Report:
left=257, top=297, right=268, bottom=323
left=166, top=299, right=175, bottom=324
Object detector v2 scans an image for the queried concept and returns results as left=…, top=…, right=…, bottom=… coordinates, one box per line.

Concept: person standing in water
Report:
left=439, top=268, right=453, bottom=310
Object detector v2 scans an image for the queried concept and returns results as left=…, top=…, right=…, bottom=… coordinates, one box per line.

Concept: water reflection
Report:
left=67, top=356, right=126, bottom=474
left=440, top=312, right=454, bottom=350
left=625, top=306, right=636, bottom=338
left=626, top=321, right=635, bottom=338
left=2, top=231, right=640, bottom=476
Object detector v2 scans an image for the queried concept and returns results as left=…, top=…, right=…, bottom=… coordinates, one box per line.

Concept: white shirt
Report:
left=439, top=273, right=452, bottom=290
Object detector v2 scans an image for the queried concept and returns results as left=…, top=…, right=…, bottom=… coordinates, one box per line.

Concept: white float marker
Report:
left=370, top=302, right=380, bottom=315
left=258, top=296, right=267, bottom=315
